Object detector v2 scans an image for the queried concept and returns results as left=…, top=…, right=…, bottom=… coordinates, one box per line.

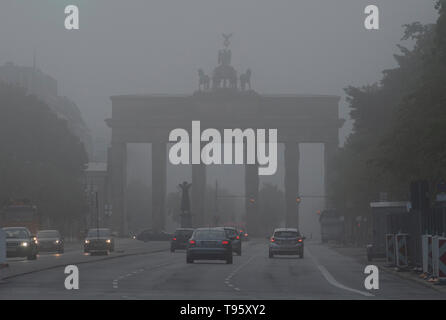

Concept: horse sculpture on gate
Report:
left=197, top=34, right=253, bottom=92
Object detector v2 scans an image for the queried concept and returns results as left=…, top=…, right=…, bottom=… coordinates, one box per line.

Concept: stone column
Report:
left=245, top=163, right=259, bottom=236
left=110, top=142, right=127, bottom=236
left=284, top=142, right=300, bottom=229
left=192, top=164, right=206, bottom=227
left=152, top=142, right=166, bottom=232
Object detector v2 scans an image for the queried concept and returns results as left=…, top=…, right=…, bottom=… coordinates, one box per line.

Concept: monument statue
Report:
left=197, top=34, right=252, bottom=92
left=212, top=33, right=237, bottom=89
left=178, top=181, right=192, bottom=227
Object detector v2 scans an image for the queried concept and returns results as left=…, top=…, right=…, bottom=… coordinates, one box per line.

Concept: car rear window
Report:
left=175, top=230, right=193, bottom=237
left=194, top=230, right=226, bottom=240
left=274, top=231, right=299, bottom=238
left=224, top=229, right=237, bottom=237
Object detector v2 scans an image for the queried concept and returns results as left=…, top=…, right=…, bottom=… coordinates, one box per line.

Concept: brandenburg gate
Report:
left=106, top=36, right=342, bottom=236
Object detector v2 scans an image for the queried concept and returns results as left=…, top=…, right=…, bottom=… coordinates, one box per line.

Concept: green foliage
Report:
left=329, top=2, right=446, bottom=211
left=0, top=82, right=88, bottom=227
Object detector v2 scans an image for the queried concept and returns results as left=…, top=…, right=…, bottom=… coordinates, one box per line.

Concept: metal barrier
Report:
left=386, top=234, right=396, bottom=266
left=438, top=237, right=446, bottom=282
left=0, top=228, right=7, bottom=281
left=428, top=235, right=433, bottom=274
left=422, top=235, right=429, bottom=274
left=433, top=236, right=440, bottom=279
left=396, top=233, right=409, bottom=269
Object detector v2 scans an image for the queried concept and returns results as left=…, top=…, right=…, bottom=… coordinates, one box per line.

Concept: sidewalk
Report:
left=327, top=243, right=446, bottom=294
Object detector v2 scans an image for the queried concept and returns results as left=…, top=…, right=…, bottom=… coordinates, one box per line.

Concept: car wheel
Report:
left=226, top=256, right=233, bottom=264
left=300, top=251, right=304, bottom=259
left=269, top=250, right=274, bottom=259
left=186, top=256, right=193, bottom=264
left=171, top=248, right=175, bottom=253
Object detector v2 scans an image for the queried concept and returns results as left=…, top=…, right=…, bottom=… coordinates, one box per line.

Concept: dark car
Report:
left=84, top=228, right=115, bottom=254
left=269, top=228, right=305, bottom=258
left=136, top=229, right=172, bottom=242
left=186, top=228, right=233, bottom=264
left=3, top=227, right=38, bottom=260
left=37, top=230, right=64, bottom=253
left=171, top=228, right=194, bottom=252
left=218, top=227, right=242, bottom=255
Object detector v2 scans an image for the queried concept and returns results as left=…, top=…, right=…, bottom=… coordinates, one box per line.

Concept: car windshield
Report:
left=37, top=230, right=59, bottom=238
left=87, top=229, right=111, bottom=237
left=274, top=231, right=299, bottom=238
left=175, top=230, right=193, bottom=237
left=194, top=230, right=226, bottom=240
left=4, top=228, right=29, bottom=239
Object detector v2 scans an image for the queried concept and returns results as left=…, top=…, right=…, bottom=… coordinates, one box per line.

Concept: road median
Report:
left=1, top=239, right=170, bottom=281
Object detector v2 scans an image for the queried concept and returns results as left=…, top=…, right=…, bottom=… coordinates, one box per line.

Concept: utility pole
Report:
left=96, top=191, right=100, bottom=238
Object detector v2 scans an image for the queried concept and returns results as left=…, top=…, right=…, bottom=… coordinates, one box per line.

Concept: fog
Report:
left=0, top=1, right=438, bottom=234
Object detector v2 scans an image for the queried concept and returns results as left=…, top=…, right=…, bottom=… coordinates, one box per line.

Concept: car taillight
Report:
left=172, top=237, right=177, bottom=241
left=270, top=237, right=275, bottom=242
left=236, top=235, right=240, bottom=240
left=298, top=238, right=303, bottom=243
left=189, top=240, right=196, bottom=245
left=222, top=240, right=229, bottom=245
left=245, top=233, right=248, bottom=237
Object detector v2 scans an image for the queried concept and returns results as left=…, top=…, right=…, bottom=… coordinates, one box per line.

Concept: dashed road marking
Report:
left=112, top=262, right=170, bottom=290
left=224, top=255, right=257, bottom=293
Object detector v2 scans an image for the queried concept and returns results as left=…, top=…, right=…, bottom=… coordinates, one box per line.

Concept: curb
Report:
left=1, top=247, right=168, bottom=281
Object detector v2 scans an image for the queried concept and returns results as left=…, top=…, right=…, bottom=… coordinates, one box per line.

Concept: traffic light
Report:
left=249, top=198, right=256, bottom=204
left=296, top=196, right=301, bottom=204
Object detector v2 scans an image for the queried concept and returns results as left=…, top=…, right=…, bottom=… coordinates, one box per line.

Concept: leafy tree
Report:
left=329, top=1, right=446, bottom=217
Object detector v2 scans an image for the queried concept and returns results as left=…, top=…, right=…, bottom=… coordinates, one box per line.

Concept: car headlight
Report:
left=85, top=240, right=90, bottom=244
left=55, top=240, right=60, bottom=244
left=21, top=241, right=29, bottom=247
left=106, top=239, right=111, bottom=244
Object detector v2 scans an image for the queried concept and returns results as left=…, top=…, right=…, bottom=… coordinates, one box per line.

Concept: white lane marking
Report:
left=112, top=262, right=171, bottom=290
left=225, top=255, right=257, bottom=292
left=307, top=248, right=374, bottom=297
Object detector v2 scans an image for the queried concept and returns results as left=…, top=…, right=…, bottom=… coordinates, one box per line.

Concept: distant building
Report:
left=0, top=61, right=93, bottom=159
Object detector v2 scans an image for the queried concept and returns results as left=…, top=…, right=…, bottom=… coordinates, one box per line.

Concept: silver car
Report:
left=269, top=228, right=305, bottom=258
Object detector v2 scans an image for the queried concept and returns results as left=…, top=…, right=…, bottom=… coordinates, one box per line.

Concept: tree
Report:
left=0, top=83, right=88, bottom=231
left=329, top=1, right=446, bottom=217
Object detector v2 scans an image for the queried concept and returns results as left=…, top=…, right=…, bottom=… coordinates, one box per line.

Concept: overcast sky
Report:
left=0, top=0, right=438, bottom=140
left=0, top=1, right=439, bottom=232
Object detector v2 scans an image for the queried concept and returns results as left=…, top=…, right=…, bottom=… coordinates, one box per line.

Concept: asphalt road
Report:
left=0, top=239, right=444, bottom=300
